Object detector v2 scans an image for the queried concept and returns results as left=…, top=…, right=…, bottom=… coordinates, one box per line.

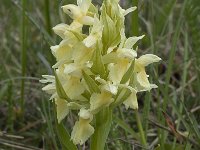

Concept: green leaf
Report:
left=0, top=84, right=8, bottom=103
left=82, top=71, right=101, bottom=93
left=91, top=42, right=106, bottom=78
left=57, top=123, right=77, bottom=150
left=113, top=115, right=139, bottom=140
left=54, top=70, right=69, bottom=100
left=90, top=108, right=112, bottom=150
left=101, top=7, right=117, bottom=50
left=120, top=60, right=135, bottom=84
left=12, top=0, right=55, bottom=46
left=67, top=29, right=86, bottom=41
left=154, top=143, right=184, bottom=150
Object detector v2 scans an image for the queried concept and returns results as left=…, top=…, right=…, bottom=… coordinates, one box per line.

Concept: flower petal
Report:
left=124, top=35, right=145, bottom=49
left=117, top=48, right=137, bottom=59
left=137, top=54, right=161, bottom=66
left=136, top=70, right=150, bottom=88
left=62, top=4, right=82, bottom=19
left=90, top=91, right=114, bottom=114
left=83, top=35, right=97, bottom=47
left=50, top=41, right=72, bottom=62
left=108, top=59, right=129, bottom=84
left=72, top=43, right=93, bottom=64
left=123, top=92, right=138, bottom=110
left=71, top=118, right=94, bottom=145
left=63, top=76, right=85, bottom=99
left=123, top=7, right=137, bottom=16
left=78, top=0, right=92, bottom=14
left=67, top=102, right=82, bottom=110
left=52, top=23, right=69, bottom=39
left=64, top=63, right=80, bottom=75
left=95, top=76, right=118, bottom=95
left=42, top=84, right=56, bottom=94
left=78, top=108, right=93, bottom=120
left=83, top=17, right=102, bottom=47
left=102, top=53, right=118, bottom=64
left=79, top=16, right=94, bottom=25
left=102, top=83, right=118, bottom=95
left=55, top=98, right=69, bottom=123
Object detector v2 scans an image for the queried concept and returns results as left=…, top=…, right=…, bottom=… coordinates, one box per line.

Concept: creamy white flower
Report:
left=108, top=59, right=130, bottom=84
left=123, top=91, right=138, bottom=110
left=50, top=39, right=74, bottom=65
left=90, top=91, right=114, bottom=114
left=83, top=17, right=103, bottom=47
left=135, top=54, right=161, bottom=89
left=53, top=21, right=82, bottom=39
left=95, top=76, right=118, bottom=95
left=64, top=61, right=93, bottom=78
left=71, top=108, right=94, bottom=145
left=62, top=0, right=94, bottom=25
left=55, top=98, right=69, bottom=123
left=62, top=76, right=85, bottom=99
left=40, top=75, right=56, bottom=95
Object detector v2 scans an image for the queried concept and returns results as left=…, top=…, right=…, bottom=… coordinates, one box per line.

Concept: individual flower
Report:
left=105, top=29, right=144, bottom=85
left=135, top=54, right=161, bottom=90
left=71, top=108, right=94, bottom=145
left=62, top=76, right=85, bottom=100
left=52, top=21, right=82, bottom=39
left=90, top=91, right=114, bottom=114
left=55, top=98, right=69, bottom=123
left=83, top=16, right=103, bottom=47
left=62, top=0, right=94, bottom=25
left=40, top=75, right=56, bottom=96
left=123, top=89, right=138, bottom=110
left=95, top=76, right=118, bottom=95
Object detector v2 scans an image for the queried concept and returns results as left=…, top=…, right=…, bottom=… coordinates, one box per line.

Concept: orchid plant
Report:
left=40, top=0, right=161, bottom=149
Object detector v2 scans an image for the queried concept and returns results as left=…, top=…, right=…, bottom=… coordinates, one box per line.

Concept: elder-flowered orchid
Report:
left=40, top=0, right=161, bottom=146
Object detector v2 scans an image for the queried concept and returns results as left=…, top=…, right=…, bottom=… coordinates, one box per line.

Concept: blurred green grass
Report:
left=0, top=0, right=200, bottom=149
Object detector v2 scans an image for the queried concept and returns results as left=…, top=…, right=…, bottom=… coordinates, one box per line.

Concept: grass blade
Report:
left=56, top=123, right=78, bottom=150
left=20, top=0, right=27, bottom=117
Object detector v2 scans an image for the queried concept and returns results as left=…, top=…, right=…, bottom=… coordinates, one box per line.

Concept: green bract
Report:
left=40, top=0, right=161, bottom=145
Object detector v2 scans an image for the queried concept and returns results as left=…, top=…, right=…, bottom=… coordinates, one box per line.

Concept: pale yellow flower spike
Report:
left=40, top=0, right=162, bottom=146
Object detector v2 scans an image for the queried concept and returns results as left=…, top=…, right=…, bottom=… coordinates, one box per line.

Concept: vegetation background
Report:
left=0, top=0, right=200, bottom=149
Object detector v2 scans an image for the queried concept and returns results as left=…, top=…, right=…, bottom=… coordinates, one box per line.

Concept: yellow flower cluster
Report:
left=40, top=0, right=161, bottom=145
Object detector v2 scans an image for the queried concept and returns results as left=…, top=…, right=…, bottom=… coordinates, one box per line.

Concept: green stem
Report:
left=90, top=108, right=112, bottom=150
left=132, top=0, right=139, bottom=37
left=44, top=0, right=52, bottom=35
left=161, top=0, right=188, bottom=146
left=8, top=82, right=13, bottom=132
left=118, top=107, right=131, bottom=150
left=135, top=111, right=147, bottom=147
left=20, top=0, right=27, bottom=117
left=131, top=0, right=147, bottom=147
